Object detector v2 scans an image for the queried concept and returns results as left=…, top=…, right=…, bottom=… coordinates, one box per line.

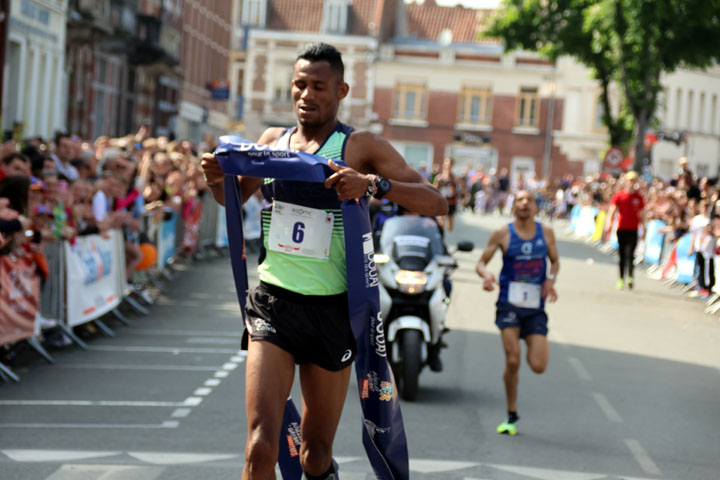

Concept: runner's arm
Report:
left=543, top=226, right=560, bottom=302
left=475, top=228, right=504, bottom=291
left=201, top=128, right=283, bottom=206
left=329, top=132, right=447, bottom=216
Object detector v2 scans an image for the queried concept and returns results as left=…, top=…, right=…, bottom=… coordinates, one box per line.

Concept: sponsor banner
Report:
left=157, top=212, right=178, bottom=267
left=182, top=199, right=203, bottom=254
left=65, top=231, right=123, bottom=327
left=0, top=254, right=40, bottom=346
left=643, top=220, right=666, bottom=265
left=216, top=205, right=229, bottom=247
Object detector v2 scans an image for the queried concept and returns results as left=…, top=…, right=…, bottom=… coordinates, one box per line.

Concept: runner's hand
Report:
left=200, top=153, right=224, bottom=185
left=482, top=274, right=498, bottom=292
left=324, top=160, right=369, bottom=201
left=542, top=279, right=558, bottom=303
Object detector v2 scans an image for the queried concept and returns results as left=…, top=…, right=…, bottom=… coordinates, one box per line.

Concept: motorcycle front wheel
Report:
left=398, top=329, right=422, bottom=401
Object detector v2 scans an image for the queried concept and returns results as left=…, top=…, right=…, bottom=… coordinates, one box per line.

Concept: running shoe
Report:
left=496, top=419, right=518, bottom=436
left=627, top=277, right=634, bottom=289
left=616, top=278, right=625, bottom=290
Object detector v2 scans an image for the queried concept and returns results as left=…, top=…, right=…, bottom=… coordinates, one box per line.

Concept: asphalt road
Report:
left=0, top=211, right=718, bottom=480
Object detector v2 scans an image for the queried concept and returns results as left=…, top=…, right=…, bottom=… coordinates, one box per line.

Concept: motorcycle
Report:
left=374, top=214, right=473, bottom=401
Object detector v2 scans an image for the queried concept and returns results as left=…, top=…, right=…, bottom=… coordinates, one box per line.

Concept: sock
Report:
left=507, top=411, right=519, bottom=424
left=302, top=461, right=338, bottom=480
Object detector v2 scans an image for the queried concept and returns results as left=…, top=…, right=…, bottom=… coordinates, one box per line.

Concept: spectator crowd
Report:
left=0, top=128, right=217, bottom=354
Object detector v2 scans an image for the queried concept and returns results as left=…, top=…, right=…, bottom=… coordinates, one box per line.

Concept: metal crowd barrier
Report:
left=2, top=195, right=229, bottom=383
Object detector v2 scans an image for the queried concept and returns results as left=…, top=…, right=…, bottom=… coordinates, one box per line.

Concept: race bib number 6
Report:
left=267, top=201, right=334, bottom=259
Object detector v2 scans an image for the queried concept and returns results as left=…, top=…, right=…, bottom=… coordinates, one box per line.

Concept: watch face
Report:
left=379, top=178, right=391, bottom=190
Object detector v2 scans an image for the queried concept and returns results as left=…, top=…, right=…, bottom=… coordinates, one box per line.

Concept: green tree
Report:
left=486, top=0, right=720, bottom=172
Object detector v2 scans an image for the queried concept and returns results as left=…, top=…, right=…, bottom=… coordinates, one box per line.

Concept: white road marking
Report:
left=161, top=421, right=179, bottom=428
left=624, top=438, right=662, bottom=475
left=0, top=422, right=178, bottom=429
left=44, top=464, right=165, bottom=480
left=54, top=363, right=220, bottom=372
left=486, top=463, right=603, bottom=480
left=127, top=452, right=240, bottom=465
left=204, top=378, right=221, bottom=387
left=592, top=393, right=623, bottom=423
left=221, top=362, right=239, bottom=370
left=87, top=346, right=238, bottom=354
left=0, top=400, right=186, bottom=407
left=123, top=329, right=243, bottom=337
left=182, top=397, right=203, bottom=406
left=230, top=355, right=246, bottom=362
left=409, top=459, right=479, bottom=473
left=2, top=450, right=120, bottom=462
left=185, top=337, right=241, bottom=345
left=214, top=371, right=230, bottom=378
left=567, top=357, right=592, bottom=381
left=170, top=408, right=191, bottom=418
left=193, top=387, right=212, bottom=396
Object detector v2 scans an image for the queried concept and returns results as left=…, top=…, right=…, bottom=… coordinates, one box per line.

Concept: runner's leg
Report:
left=626, top=230, right=638, bottom=279
left=243, top=340, right=296, bottom=480
left=500, top=327, right=522, bottom=412
left=617, top=231, right=628, bottom=279
left=525, top=334, right=549, bottom=374
left=298, top=363, right=352, bottom=476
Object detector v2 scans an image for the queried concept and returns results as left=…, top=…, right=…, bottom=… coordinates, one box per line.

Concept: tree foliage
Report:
left=486, top=0, right=720, bottom=171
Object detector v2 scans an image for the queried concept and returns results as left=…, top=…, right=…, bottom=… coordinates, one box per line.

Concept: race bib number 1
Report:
left=267, top=201, right=334, bottom=260
left=508, top=281, right=542, bottom=309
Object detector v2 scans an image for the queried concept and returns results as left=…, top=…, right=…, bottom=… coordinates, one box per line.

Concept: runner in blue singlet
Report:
left=475, top=190, right=560, bottom=436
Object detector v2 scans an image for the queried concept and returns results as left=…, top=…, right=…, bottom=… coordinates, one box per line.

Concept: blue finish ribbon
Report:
left=215, top=136, right=409, bottom=480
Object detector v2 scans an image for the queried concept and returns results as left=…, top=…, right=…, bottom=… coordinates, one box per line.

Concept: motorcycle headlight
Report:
left=374, top=253, right=390, bottom=264
left=394, top=270, right=427, bottom=294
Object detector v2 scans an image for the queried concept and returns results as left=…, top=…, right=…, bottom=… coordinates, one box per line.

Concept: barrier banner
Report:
left=577, top=207, right=597, bottom=237
left=65, top=231, right=123, bottom=327
left=0, top=253, right=40, bottom=346
left=157, top=212, right=178, bottom=267
left=591, top=211, right=606, bottom=242
left=643, top=220, right=666, bottom=265
left=569, top=204, right=582, bottom=231
left=216, top=205, right=229, bottom=247
left=182, top=199, right=203, bottom=254
left=216, top=136, right=409, bottom=480
left=674, top=233, right=696, bottom=284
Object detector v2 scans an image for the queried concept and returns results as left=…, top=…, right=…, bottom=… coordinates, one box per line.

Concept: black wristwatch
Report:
left=374, top=176, right=392, bottom=199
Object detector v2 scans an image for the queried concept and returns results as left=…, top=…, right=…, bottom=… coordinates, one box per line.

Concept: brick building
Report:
left=374, top=0, right=582, bottom=179
left=177, top=0, right=232, bottom=143
left=230, top=0, right=397, bottom=142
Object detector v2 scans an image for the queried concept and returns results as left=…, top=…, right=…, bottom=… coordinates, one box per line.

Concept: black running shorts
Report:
left=244, top=282, right=357, bottom=372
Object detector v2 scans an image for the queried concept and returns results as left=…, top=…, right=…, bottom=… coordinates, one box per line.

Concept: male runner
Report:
left=475, top=190, right=559, bottom=436
left=606, top=171, right=644, bottom=290
left=201, top=43, right=446, bottom=479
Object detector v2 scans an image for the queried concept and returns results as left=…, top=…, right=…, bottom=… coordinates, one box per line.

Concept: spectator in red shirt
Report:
left=606, top=171, right=645, bottom=289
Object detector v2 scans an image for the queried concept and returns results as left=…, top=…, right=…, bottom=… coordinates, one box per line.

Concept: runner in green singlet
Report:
left=201, top=43, right=447, bottom=480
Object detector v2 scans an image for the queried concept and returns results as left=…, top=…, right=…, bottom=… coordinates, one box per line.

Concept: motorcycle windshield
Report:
left=379, top=216, right=446, bottom=270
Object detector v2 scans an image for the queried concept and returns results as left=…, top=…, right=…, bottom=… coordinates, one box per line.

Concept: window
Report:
left=242, top=0, right=266, bottom=27
left=391, top=142, right=432, bottom=168
left=711, top=94, right=717, bottom=134
left=516, top=87, right=539, bottom=127
left=593, top=96, right=606, bottom=131
left=697, top=163, right=709, bottom=178
left=393, top=82, right=427, bottom=121
left=273, top=63, right=293, bottom=103
left=687, top=90, right=694, bottom=129
left=458, top=87, right=492, bottom=125
left=675, top=88, right=682, bottom=128
left=699, top=92, right=706, bottom=132
left=323, top=0, right=349, bottom=34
